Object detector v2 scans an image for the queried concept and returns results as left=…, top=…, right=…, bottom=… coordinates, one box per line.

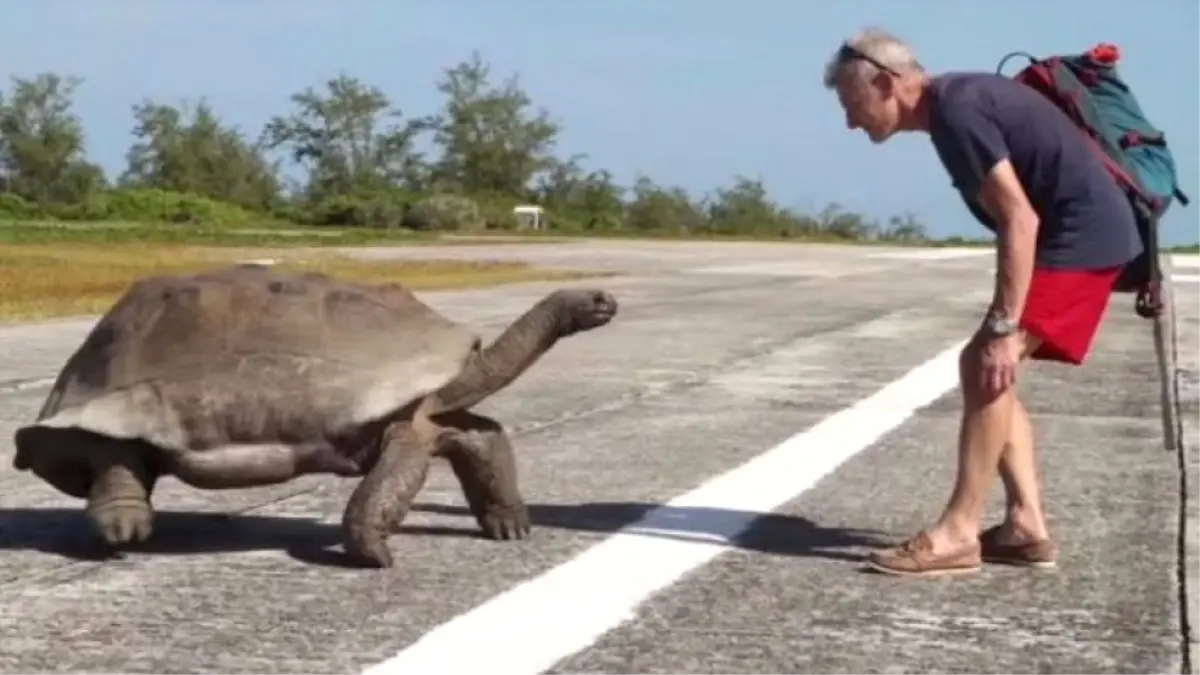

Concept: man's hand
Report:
left=975, top=331, right=1023, bottom=398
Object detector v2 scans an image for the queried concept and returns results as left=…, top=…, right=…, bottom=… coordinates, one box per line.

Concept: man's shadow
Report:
left=410, top=502, right=886, bottom=562
left=0, top=502, right=887, bottom=568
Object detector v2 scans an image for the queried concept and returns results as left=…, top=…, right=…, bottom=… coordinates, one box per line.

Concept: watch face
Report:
left=986, top=315, right=1014, bottom=335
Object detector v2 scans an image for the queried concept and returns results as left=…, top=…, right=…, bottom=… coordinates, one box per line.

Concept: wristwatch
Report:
left=983, top=308, right=1018, bottom=337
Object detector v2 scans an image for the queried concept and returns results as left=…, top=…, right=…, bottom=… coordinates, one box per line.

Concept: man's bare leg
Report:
left=867, top=332, right=1044, bottom=575
left=978, top=383, right=1059, bottom=568
left=922, top=332, right=1045, bottom=551
left=994, top=394, right=1051, bottom=542
left=918, top=345, right=1018, bottom=554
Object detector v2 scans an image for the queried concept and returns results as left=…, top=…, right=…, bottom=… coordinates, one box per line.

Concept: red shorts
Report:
left=1019, top=264, right=1124, bottom=365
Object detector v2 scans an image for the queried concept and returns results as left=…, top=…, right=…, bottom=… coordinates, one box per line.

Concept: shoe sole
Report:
left=864, top=560, right=982, bottom=578
left=982, top=554, right=1058, bottom=569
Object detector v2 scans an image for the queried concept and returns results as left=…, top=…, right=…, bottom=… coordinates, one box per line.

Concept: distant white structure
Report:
left=513, top=204, right=545, bottom=230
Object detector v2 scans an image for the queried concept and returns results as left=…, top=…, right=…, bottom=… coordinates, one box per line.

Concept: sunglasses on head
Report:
left=838, top=43, right=901, bottom=77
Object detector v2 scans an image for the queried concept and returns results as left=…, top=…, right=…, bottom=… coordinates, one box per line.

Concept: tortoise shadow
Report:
left=0, top=507, right=483, bottom=568
left=0, top=502, right=887, bottom=568
left=0, top=507, right=348, bottom=564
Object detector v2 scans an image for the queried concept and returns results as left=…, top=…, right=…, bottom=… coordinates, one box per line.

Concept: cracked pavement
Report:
left=0, top=240, right=1194, bottom=674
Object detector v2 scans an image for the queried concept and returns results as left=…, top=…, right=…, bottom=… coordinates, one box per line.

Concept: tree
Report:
left=121, top=98, right=282, bottom=210
left=534, top=155, right=625, bottom=229
left=881, top=213, right=928, bottom=241
left=705, top=175, right=795, bottom=236
left=0, top=59, right=937, bottom=243
left=261, top=73, right=430, bottom=202
left=0, top=73, right=105, bottom=204
left=623, top=175, right=707, bottom=233
left=428, top=51, right=561, bottom=198
left=816, top=202, right=877, bottom=240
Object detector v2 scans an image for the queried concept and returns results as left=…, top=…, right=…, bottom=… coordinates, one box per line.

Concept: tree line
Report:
left=0, top=51, right=938, bottom=242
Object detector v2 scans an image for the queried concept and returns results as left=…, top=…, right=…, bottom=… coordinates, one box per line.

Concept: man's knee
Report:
left=957, top=338, right=984, bottom=396
left=957, top=339, right=978, bottom=382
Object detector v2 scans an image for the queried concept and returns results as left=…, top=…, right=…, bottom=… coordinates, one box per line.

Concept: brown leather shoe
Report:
left=865, top=531, right=982, bottom=578
left=979, top=525, right=1058, bottom=568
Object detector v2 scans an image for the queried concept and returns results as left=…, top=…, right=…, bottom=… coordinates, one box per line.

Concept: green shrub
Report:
left=402, top=194, right=485, bottom=231
left=96, top=188, right=256, bottom=224
left=0, top=188, right=261, bottom=225
left=0, top=193, right=39, bottom=219
left=310, top=191, right=413, bottom=229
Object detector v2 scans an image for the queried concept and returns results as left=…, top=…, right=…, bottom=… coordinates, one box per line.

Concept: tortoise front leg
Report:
left=432, top=410, right=530, bottom=541
left=341, top=411, right=439, bottom=568
left=86, top=439, right=158, bottom=547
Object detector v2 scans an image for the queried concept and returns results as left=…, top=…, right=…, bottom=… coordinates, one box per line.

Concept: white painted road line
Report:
left=1171, top=273, right=1200, bottom=284
left=689, top=261, right=857, bottom=278
left=0, top=376, right=56, bottom=394
left=362, top=338, right=968, bottom=675
left=1171, top=254, right=1200, bottom=268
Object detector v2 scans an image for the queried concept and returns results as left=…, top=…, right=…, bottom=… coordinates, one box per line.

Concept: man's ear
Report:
left=874, top=70, right=894, bottom=95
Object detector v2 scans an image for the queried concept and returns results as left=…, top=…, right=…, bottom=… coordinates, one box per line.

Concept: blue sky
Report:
left=2, top=0, right=1197, bottom=244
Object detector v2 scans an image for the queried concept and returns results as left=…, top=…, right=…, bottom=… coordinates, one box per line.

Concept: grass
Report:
left=0, top=242, right=605, bottom=322
left=0, top=218, right=578, bottom=247
left=0, top=217, right=982, bottom=248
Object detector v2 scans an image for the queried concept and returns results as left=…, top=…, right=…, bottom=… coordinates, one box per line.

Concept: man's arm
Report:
left=933, top=103, right=1040, bottom=321
left=976, top=159, right=1040, bottom=321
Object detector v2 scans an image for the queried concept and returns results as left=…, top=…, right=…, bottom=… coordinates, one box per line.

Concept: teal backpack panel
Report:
left=997, top=43, right=1190, bottom=318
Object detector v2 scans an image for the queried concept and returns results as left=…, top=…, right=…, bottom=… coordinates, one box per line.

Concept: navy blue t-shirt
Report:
left=928, top=71, right=1143, bottom=270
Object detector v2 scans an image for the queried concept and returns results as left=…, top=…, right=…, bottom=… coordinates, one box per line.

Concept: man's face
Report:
left=834, top=70, right=899, bottom=144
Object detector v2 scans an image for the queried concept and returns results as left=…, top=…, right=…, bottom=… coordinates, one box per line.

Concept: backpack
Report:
left=996, top=43, right=1190, bottom=319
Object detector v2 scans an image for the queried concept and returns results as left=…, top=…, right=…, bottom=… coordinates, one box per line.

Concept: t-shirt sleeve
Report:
left=931, top=102, right=1010, bottom=200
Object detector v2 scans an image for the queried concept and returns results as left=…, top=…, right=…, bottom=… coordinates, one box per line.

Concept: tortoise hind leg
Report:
left=86, top=439, right=157, bottom=547
left=431, top=410, right=530, bottom=541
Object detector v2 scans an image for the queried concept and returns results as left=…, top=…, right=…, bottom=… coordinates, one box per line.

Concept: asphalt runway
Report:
left=0, top=240, right=1195, bottom=674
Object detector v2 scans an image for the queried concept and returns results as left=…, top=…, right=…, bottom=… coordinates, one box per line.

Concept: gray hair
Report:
left=823, top=27, right=925, bottom=89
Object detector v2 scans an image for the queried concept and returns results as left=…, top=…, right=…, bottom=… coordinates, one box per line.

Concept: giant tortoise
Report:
left=12, top=263, right=618, bottom=567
